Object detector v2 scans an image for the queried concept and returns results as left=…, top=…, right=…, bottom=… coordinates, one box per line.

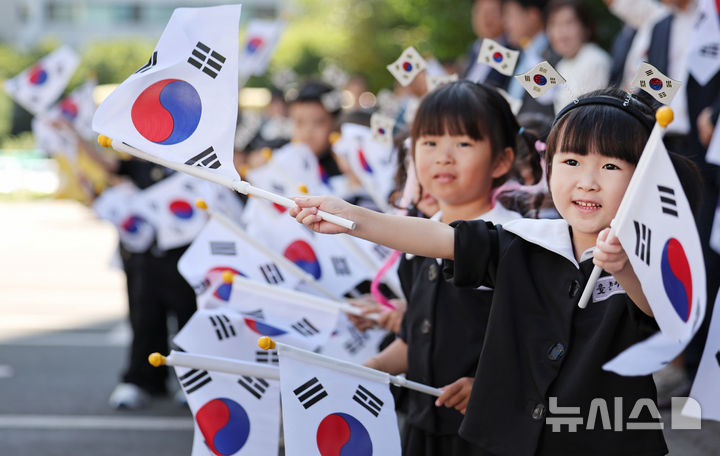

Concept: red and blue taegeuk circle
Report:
left=121, top=215, right=147, bottom=234
left=284, top=240, right=321, bottom=279
left=533, top=74, right=547, bottom=86
left=246, top=37, right=264, bottom=53
left=196, top=398, right=250, bottom=456
left=131, top=79, right=202, bottom=145
left=316, top=412, right=373, bottom=456
left=28, top=64, right=48, bottom=85
left=660, top=238, right=693, bottom=322
left=169, top=199, right=194, bottom=219
left=402, top=61, right=413, bottom=72
left=358, top=149, right=373, bottom=174
left=59, top=98, right=78, bottom=120
left=492, top=52, right=503, bottom=63
left=649, top=78, right=663, bottom=91
left=243, top=318, right=287, bottom=336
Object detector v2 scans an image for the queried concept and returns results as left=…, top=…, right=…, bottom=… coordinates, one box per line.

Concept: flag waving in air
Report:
left=631, top=62, right=682, bottom=105
left=687, top=0, right=720, bottom=86
left=515, top=61, right=566, bottom=99
left=50, top=78, right=97, bottom=141
left=3, top=45, right=79, bottom=115
left=238, top=19, right=285, bottom=82
left=478, top=38, right=520, bottom=76
left=92, top=5, right=241, bottom=181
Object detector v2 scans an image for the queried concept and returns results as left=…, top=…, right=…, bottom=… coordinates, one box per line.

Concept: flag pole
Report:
left=258, top=337, right=441, bottom=397
left=577, top=106, right=674, bottom=309
left=149, top=350, right=279, bottom=379
left=96, top=135, right=355, bottom=230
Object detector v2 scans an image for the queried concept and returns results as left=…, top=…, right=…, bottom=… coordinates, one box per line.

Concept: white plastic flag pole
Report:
left=149, top=350, right=279, bottom=379
left=97, top=135, right=355, bottom=230
left=259, top=337, right=442, bottom=397
left=577, top=106, right=674, bottom=309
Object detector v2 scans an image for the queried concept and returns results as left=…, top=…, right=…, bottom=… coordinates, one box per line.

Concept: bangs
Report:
left=410, top=83, right=490, bottom=142
left=547, top=104, right=649, bottom=165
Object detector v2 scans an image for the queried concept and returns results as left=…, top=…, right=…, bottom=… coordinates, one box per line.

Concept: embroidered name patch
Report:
left=592, top=276, right=625, bottom=302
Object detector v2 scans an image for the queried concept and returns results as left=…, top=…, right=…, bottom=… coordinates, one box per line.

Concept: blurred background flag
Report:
left=687, top=0, right=720, bottom=86
left=478, top=38, right=519, bottom=76
left=631, top=62, right=682, bottom=105
left=3, top=45, right=79, bottom=115
left=369, top=113, right=396, bottom=146
left=92, top=5, right=241, bottom=180
left=386, top=46, right=426, bottom=87
left=238, top=19, right=286, bottom=82
left=515, top=61, right=566, bottom=99
left=49, top=78, right=98, bottom=141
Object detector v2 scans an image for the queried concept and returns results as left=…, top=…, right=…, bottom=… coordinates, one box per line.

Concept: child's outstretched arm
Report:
left=593, top=228, right=653, bottom=317
left=290, top=196, right=455, bottom=260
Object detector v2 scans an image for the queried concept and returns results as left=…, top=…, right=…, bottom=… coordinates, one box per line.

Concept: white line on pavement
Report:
left=0, top=415, right=193, bottom=431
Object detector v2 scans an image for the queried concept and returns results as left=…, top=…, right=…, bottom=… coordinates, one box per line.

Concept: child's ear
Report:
left=491, top=147, right=515, bottom=179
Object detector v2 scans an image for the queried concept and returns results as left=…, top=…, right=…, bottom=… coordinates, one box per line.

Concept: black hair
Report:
left=288, top=80, right=341, bottom=116
left=545, top=88, right=656, bottom=181
left=410, top=80, right=536, bottom=188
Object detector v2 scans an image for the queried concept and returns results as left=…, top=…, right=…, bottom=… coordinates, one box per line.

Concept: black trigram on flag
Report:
left=185, top=147, right=221, bottom=169
left=372, top=244, right=391, bottom=260
left=187, top=41, right=226, bottom=79
left=331, top=257, right=351, bottom=276
left=700, top=43, right=719, bottom=58
left=715, top=351, right=720, bottom=367
left=658, top=185, right=678, bottom=217
left=210, top=241, right=236, bottom=256
left=179, top=368, right=212, bottom=394
left=237, top=376, right=270, bottom=400
left=293, top=377, right=328, bottom=409
left=255, top=350, right=279, bottom=364
left=291, top=318, right=320, bottom=337
left=136, top=51, right=158, bottom=73
left=259, top=263, right=285, bottom=284
left=209, top=314, right=237, bottom=341
left=353, top=384, right=384, bottom=417
left=633, top=221, right=652, bottom=265
left=344, top=326, right=369, bottom=355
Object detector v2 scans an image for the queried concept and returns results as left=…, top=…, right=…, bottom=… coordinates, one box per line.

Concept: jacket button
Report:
left=420, top=318, right=432, bottom=335
left=568, top=280, right=581, bottom=298
left=531, top=403, right=546, bottom=420
left=428, top=263, right=439, bottom=281
left=548, top=343, right=566, bottom=361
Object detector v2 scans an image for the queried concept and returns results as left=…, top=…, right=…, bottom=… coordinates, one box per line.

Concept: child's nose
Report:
left=577, top=170, right=600, bottom=191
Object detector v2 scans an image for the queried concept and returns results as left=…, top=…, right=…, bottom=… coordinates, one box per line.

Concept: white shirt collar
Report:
left=502, top=218, right=594, bottom=269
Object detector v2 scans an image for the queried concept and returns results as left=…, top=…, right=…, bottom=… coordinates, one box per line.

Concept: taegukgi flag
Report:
left=92, top=5, right=241, bottom=181
left=238, top=19, right=285, bottom=81
left=478, top=38, right=520, bottom=76
left=92, top=182, right=156, bottom=253
left=631, top=62, right=682, bottom=105
left=515, top=61, right=566, bottom=99
left=277, top=343, right=401, bottom=456
left=686, top=0, right=720, bottom=86
left=49, top=78, right=97, bottom=141
left=386, top=46, right=427, bottom=87
left=3, top=45, right=79, bottom=115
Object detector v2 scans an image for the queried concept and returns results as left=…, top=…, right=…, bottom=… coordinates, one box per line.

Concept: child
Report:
left=365, top=81, right=536, bottom=455
left=290, top=88, right=669, bottom=455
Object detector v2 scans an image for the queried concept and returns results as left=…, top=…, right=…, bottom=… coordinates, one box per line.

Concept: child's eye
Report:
left=603, top=163, right=620, bottom=170
left=458, top=142, right=472, bottom=147
left=563, top=159, right=579, bottom=166
left=422, top=140, right=436, bottom=147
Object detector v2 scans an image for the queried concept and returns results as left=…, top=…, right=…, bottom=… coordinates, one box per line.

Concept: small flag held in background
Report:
left=631, top=62, right=682, bottom=105
left=515, top=61, right=566, bottom=99
left=387, top=46, right=427, bottom=87
left=478, top=38, right=519, bottom=76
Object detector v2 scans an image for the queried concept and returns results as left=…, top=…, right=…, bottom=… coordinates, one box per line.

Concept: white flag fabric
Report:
left=3, top=45, right=79, bottom=115
left=687, top=0, right=720, bottom=86
left=711, top=196, right=720, bottom=255
left=175, top=365, right=280, bottom=456
left=135, top=173, right=210, bottom=250
left=683, top=289, right=720, bottom=421
left=318, top=313, right=388, bottom=364
left=631, top=62, right=682, bottom=105
left=427, top=73, right=458, bottom=92
left=238, top=19, right=285, bottom=80
left=92, top=5, right=241, bottom=180
left=603, top=128, right=707, bottom=375
left=49, top=79, right=97, bottom=141
left=177, top=217, right=303, bottom=295
left=478, top=38, right=520, bottom=76
left=246, top=142, right=331, bottom=198
left=369, top=112, right=396, bottom=146
left=386, top=46, right=427, bottom=87
left=92, top=182, right=156, bottom=253
left=31, top=115, right=78, bottom=162
left=514, top=61, right=566, bottom=99
left=278, top=343, right=401, bottom=456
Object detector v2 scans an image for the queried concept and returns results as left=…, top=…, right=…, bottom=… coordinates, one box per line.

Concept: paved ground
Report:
left=0, top=200, right=718, bottom=455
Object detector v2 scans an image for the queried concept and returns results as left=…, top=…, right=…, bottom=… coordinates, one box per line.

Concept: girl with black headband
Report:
left=289, top=88, right=671, bottom=455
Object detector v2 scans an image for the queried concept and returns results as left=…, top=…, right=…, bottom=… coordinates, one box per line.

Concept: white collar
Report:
left=502, top=218, right=594, bottom=269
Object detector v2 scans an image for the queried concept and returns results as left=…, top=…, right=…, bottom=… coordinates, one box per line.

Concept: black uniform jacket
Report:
left=443, top=218, right=669, bottom=456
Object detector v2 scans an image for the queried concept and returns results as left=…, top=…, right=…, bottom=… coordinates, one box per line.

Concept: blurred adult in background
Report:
left=546, top=0, right=611, bottom=112
left=503, top=0, right=559, bottom=117
left=462, top=0, right=512, bottom=88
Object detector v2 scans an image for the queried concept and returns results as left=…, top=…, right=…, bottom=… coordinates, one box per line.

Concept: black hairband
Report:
left=552, top=95, right=654, bottom=132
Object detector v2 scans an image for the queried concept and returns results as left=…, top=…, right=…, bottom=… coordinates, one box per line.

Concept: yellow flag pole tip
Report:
left=656, top=107, right=674, bottom=128
left=261, top=148, right=273, bottom=161
left=148, top=353, right=166, bottom=367
left=222, top=270, right=235, bottom=284
left=97, top=135, right=112, bottom=148
left=258, top=336, right=276, bottom=350
left=195, top=199, right=208, bottom=210
left=328, top=131, right=341, bottom=145
left=298, top=184, right=309, bottom=194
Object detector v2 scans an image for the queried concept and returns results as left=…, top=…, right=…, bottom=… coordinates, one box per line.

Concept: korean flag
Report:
left=278, top=343, right=401, bottom=456
left=631, top=62, right=682, bottom=105
left=174, top=365, right=280, bottom=456
left=238, top=19, right=285, bottom=80
left=92, top=182, right=156, bottom=253
left=92, top=5, right=241, bottom=181
left=369, top=112, right=396, bottom=147
left=387, top=46, right=427, bottom=87
left=515, top=61, right=566, bottom=99
left=3, top=45, right=79, bottom=115
left=478, top=38, right=520, bottom=76
left=686, top=0, right=720, bottom=86
left=48, top=79, right=97, bottom=141
left=31, top=115, right=78, bottom=162
left=427, top=73, right=459, bottom=92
